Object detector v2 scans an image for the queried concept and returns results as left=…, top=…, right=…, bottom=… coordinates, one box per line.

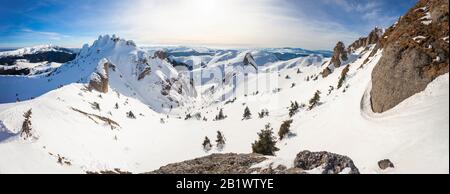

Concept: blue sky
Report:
left=0, top=0, right=416, bottom=50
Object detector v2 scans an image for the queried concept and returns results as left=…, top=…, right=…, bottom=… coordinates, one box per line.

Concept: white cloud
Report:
left=21, top=28, right=70, bottom=40
left=112, top=0, right=360, bottom=50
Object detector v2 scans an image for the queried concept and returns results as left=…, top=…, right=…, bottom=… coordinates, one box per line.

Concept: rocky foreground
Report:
left=148, top=151, right=360, bottom=174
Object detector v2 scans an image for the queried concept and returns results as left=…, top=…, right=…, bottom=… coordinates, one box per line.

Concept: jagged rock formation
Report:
left=322, top=42, right=349, bottom=78
left=330, top=42, right=348, bottom=68
left=348, top=27, right=383, bottom=52
left=149, top=151, right=359, bottom=174
left=88, top=59, right=114, bottom=93
left=371, top=0, right=449, bottom=113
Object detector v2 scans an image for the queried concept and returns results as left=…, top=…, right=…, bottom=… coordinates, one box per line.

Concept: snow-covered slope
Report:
left=0, top=45, right=74, bottom=57
left=0, top=36, right=447, bottom=174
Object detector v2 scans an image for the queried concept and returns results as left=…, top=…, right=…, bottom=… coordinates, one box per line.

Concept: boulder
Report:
left=293, top=150, right=360, bottom=174
left=378, top=159, right=395, bottom=170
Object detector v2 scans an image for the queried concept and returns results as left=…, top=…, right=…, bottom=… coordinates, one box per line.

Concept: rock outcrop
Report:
left=322, top=41, right=349, bottom=78
left=330, top=41, right=348, bottom=68
left=88, top=59, right=114, bottom=93
left=293, top=151, right=360, bottom=174
left=348, top=27, right=383, bottom=52
left=149, top=151, right=359, bottom=174
left=371, top=0, right=449, bottom=113
left=150, top=153, right=267, bottom=174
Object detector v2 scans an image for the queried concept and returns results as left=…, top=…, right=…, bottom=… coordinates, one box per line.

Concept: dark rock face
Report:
left=378, top=159, right=395, bottom=170
left=150, top=153, right=267, bottom=174
left=371, top=0, right=449, bottom=113
left=0, top=67, right=30, bottom=75
left=0, top=50, right=76, bottom=66
left=293, top=151, right=360, bottom=174
left=330, top=42, right=348, bottom=68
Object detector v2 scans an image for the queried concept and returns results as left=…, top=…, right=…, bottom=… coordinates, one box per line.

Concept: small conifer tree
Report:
left=216, top=131, right=226, bottom=151
left=308, top=90, right=321, bottom=110
left=21, top=109, right=33, bottom=139
left=127, top=111, right=136, bottom=119
left=252, top=123, right=279, bottom=156
left=202, top=136, right=212, bottom=152
left=242, top=106, right=252, bottom=120
left=278, top=119, right=293, bottom=140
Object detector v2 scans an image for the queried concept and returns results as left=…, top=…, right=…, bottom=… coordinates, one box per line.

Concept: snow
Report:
left=0, top=36, right=448, bottom=174
left=413, top=36, right=427, bottom=43
left=0, top=45, right=72, bottom=57
left=420, top=12, right=432, bottom=25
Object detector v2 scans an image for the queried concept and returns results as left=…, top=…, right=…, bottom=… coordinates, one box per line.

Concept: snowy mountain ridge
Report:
left=0, top=44, right=74, bottom=57
left=0, top=31, right=447, bottom=173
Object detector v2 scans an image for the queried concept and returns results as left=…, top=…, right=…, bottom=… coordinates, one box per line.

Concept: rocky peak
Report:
left=88, top=58, right=115, bottom=93
left=330, top=41, right=348, bottom=68
left=348, top=27, right=383, bottom=52
left=371, top=0, right=449, bottom=113
left=321, top=41, right=348, bottom=78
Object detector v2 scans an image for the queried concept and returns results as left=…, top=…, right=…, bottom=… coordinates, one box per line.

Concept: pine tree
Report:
left=337, top=65, right=350, bottom=89
left=308, top=90, right=321, bottom=110
left=252, top=123, right=279, bottom=156
left=278, top=119, right=293, bottom=140
left=202, top=136, right=212, bottom=152
left=258, top=109, right=269, bottom=118
left=215, top=108, right=226, bottom=121
left=289, top=101, right=300, bottom=117
left=291, top=83, right=296, bottom=88
left=216, top=131, right=226, bottom=151
left=242, top=106, right=252, bottom=120
left=21, top=109, right=33, bottom=139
